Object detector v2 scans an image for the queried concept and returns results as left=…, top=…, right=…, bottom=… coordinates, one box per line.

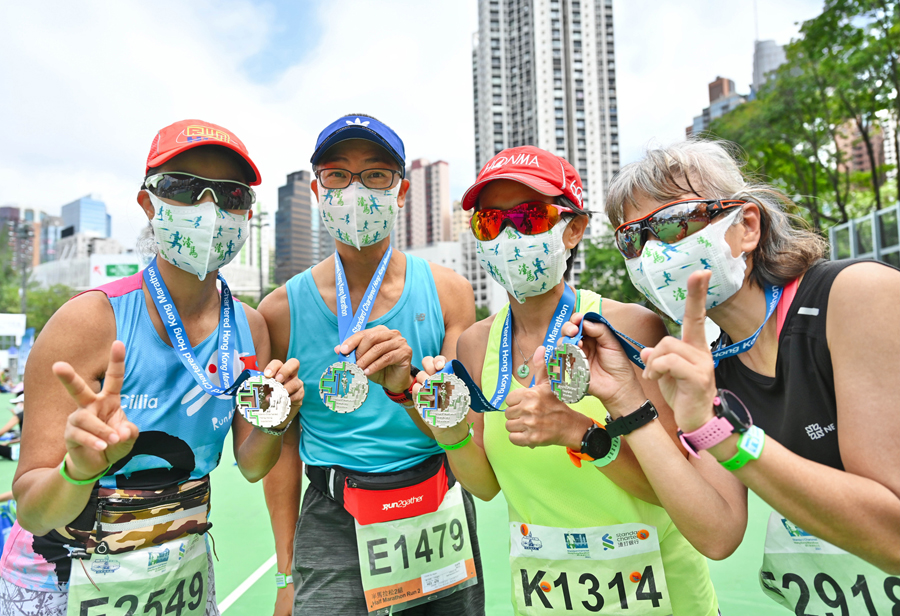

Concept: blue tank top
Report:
left=97, top=272, right=257, bottom=489
left=286, top=254, right=444, bottom=473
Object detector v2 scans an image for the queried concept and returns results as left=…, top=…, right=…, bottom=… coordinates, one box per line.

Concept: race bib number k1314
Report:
left=510, top=522, right=672, bottom=615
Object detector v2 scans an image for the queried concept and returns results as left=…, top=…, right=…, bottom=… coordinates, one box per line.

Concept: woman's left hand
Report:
left=504, top=346, right=594, bottom=449
left=261, top=358, right=304, bottom=430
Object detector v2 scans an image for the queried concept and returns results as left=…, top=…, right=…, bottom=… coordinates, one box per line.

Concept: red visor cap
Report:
left=145, top=119, right=261, bottom=186
left=462, top=146, right=583, bottom=211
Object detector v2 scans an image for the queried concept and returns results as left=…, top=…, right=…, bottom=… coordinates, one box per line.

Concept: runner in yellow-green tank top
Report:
left=412, top=146, right=748, bottom=616
left=481, top=289, right=717, bottom=615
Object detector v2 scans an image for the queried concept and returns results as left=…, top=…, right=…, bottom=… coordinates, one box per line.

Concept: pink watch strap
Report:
left=679, top=416, right=735, bottom=459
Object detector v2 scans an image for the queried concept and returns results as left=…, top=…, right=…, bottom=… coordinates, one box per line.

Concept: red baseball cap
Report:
left=462, top=146, right=583, bottom=211
left=145, top=119, right=261, bottom=186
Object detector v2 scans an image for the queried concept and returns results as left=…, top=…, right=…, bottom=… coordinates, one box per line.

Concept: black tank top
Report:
left=714, top=259, right=891, bottom=471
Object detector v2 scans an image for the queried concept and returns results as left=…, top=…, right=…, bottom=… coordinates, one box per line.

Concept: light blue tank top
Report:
left=286, top=254, right=444, bottom=473
left=96, top=272, right=257, bottom=489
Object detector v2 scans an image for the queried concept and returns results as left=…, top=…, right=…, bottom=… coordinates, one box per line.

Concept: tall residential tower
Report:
left=472, top=0, right=619, bottom=214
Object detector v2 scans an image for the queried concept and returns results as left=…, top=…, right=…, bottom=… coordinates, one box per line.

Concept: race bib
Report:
left=67, top=533, right=208, bottom=616
left=354, top=483, right=477, bottom=614
left=761, top=511, right=900, bottom=615
left=510, top=521, right=672, bottom=615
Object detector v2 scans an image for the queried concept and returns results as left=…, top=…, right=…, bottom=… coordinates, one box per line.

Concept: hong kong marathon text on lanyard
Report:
left=587, top=283, right=784, bottom=370
left=319, top=246, right=393, bottom=413
left=143, top=258, right=291, bottom=428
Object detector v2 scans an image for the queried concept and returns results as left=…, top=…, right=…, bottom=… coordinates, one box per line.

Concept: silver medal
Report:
left=415, top=372, right=470, bottom=428
left=319, top=360, right=369, bottom=413
left=548, top=342, right=591, bottom=404
left=235, top=375, right=292, bottom=428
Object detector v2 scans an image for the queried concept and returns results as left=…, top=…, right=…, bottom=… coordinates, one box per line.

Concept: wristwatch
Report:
left=678, top=389, right=752, bottom=458
left=567, top=421, right=621, bottom=468
left=383, top=367, right=421, bottom=404
left=605, top=400, right=659, bottom=438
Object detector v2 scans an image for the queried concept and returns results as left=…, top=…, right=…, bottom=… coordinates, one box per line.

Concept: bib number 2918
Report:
left=761, top=570, right=900, bottom=616
left=520, top=565, right=664, bottom=612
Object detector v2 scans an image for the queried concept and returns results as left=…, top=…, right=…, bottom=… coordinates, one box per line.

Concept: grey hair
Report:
left=136, top=223, right=159, bottom=258
left=605, top=139, right=827, bottom=288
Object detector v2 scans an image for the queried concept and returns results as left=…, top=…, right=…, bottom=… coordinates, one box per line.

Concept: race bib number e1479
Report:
left=510, top=521, right=672, bottom=615
left=67, top=534, right=208, bottom=616
left=354, top=483, right=477, bottom=614
left=761, top=511, right=900, bottom=615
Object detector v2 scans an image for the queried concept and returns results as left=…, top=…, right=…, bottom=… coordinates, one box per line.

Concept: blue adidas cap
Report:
left=311, top=115, right=406, bottom=175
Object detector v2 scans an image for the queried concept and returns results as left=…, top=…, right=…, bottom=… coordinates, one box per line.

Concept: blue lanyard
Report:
left=492, top=284, right=577, bottom=407
left=571, top=283, right=783, bottom=369
left=334, top=246, right=393, bottom=362
left=143, top=257, right=250, bottom=396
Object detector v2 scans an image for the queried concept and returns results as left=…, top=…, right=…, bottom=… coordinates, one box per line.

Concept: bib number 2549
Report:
left=77, top=571, right=205, bottom=616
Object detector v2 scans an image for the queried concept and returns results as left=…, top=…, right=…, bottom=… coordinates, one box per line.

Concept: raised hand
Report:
left=504, top=346, right=593, bottom=449
left=640, top=271, right=717, bottom=432
left=336, top=325, right=413, bottom=394
left=561, top=315, right=646, bottom=418
left=53, top=340, right=139, bottom=480
left=261, top=358, right=304, bottom=430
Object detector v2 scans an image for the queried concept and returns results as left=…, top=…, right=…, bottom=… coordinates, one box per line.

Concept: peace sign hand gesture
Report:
left=53, top=340, right=140, bottom=481
left=640, top=271, right=717, bottom=433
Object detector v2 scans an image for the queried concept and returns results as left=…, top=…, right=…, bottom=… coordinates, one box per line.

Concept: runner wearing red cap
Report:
left=0, top=120, right=303, bottom=616
left=414, top=146, right=745, bottom=614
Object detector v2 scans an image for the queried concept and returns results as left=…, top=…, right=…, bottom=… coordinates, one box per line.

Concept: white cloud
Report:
left=0, top=0, right=822, bottom=250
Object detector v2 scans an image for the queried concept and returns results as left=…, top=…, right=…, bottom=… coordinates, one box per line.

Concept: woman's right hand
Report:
left=53, top=340, right=139, bottom=480
left=412, top=355, right=471, bottom=446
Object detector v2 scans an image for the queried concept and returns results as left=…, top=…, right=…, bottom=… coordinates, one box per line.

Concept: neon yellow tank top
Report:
left=481, top=289, right=718, bottom=616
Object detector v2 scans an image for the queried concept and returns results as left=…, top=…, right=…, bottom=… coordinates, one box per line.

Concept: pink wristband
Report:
left=678, top=416, right=735, bottom=459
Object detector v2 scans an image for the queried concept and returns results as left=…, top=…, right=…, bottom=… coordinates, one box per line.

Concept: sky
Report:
left=0, top=0, right=824, bottom=248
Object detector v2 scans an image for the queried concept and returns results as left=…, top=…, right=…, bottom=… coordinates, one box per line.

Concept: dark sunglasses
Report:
left=614, top=199, right=746, bottom=259
left=143, top=173, right=256, bottom=211
left=471, top=201, right=573, bottom=241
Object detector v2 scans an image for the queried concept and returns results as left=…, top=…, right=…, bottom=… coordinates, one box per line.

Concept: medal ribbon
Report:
left=143, top=257, right=255, bottom=397
left=492, top=284, right=576, bottom=406
left=568, top=283, right=783, bottom=369
left=335, top=246, right=393, bottom=363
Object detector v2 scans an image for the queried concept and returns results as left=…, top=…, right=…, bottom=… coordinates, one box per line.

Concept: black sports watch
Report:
left=581, top=423, right=615, bottom=460
left=605, top=400, right=659, bottom=438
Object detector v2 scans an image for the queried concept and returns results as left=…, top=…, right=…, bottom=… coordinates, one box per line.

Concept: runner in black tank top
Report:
left=592, top=139, right=900, bottom=614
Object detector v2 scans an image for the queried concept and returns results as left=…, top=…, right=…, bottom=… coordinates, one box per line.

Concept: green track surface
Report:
left=0, top=393, right=785, bottom=615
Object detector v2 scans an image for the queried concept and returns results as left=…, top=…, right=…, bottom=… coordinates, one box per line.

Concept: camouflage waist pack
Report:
left=57, top=476, right=211, bottom=556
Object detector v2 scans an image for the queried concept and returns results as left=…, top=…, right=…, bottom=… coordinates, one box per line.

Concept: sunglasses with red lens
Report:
left=471, top=201, right=573, bottom=241
left=614, top=199, right=746, bottom=259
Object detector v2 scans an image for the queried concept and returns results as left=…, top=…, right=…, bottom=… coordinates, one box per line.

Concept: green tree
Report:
left=579, top=238, right=645, bottom=305
left=475, top=305, right=491, bottom=321
left=25, top=284, right=75, bottom=335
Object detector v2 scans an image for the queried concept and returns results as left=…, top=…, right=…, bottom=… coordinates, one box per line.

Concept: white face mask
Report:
left=319, top=182, right=400, bottom=249
left=147, top=192, right=249, bottom=281
left=625, top=209, right=746, bottom=324
left=476, top=220, right=570, bottom=304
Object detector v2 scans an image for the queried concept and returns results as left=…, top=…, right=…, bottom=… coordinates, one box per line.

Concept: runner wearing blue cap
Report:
left=260, top=114, right=485, bottom=616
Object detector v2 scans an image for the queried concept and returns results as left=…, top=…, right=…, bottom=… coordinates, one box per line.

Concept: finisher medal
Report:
left=319, top=361, right=369, bottom=414
left=548, top=342, right=590, bottom=404
left=321, top=246, right=393, bottom=413
left=416, top=371, right=471, bottom=428
left=235, top=375, right=291, bottom=428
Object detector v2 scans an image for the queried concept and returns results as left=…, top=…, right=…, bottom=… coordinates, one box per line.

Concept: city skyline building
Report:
left=61, top=194, right=111, bottom=238
left=394, top=158, right=451, bottom=251
left=275, top=170, right=324, bottom=285
left=450, top=200, right=469, bottom=242
left=687, top=76, right=747, bottom=136
left=472, top=0, right=620, bottom=216
left=752, top=39, right=787, bottom=95
left=1, top=206, right=42, bottom=271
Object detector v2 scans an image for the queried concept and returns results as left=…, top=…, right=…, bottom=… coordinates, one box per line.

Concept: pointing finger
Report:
left=101, top=341, right=127, bottom=397
left=681, top=270, right=712, bottom=349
